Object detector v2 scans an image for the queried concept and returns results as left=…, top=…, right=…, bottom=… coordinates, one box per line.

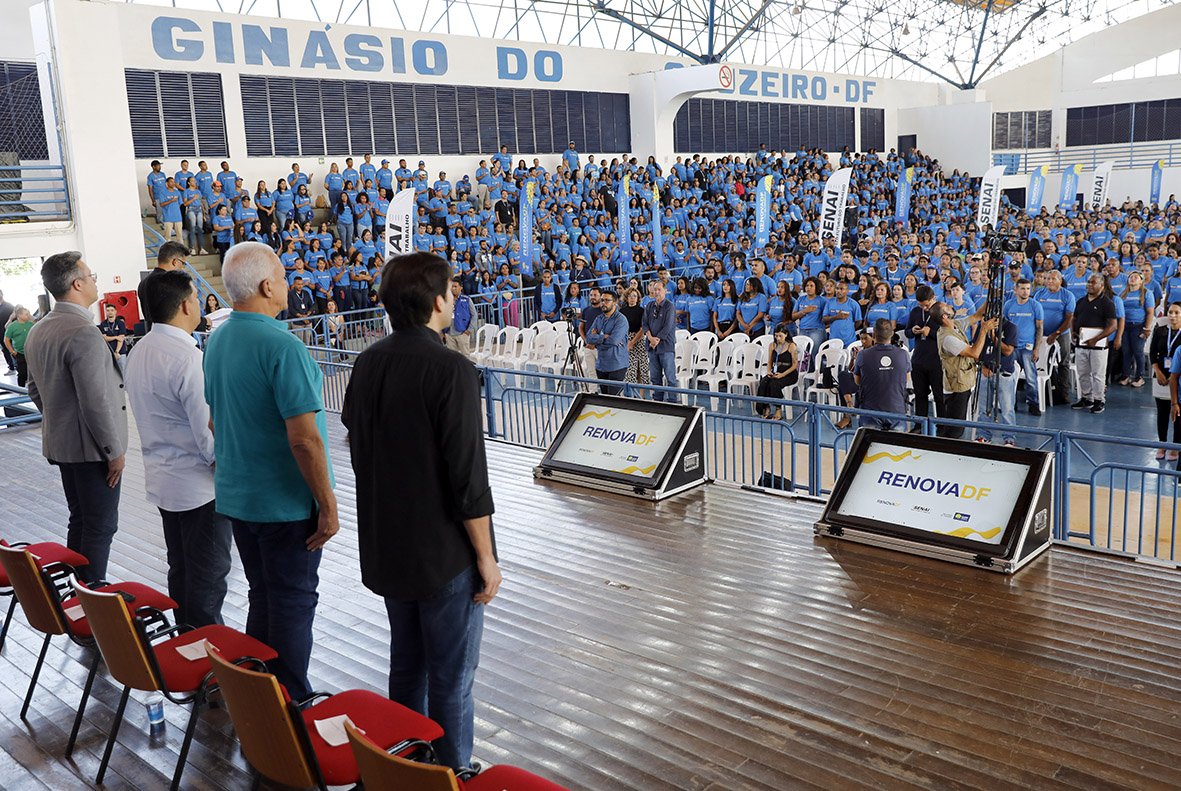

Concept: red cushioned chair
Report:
left=206, top=647, right=445, bottom=791
left=0, top=538, right=88, bottom=652
left=345, top=721, right=570, bottom=791
left=70, top=580, right=278, bottom=790
left=0, top=544, right=177, bottom=757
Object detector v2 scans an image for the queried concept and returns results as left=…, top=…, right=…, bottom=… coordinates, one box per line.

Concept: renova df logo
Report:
left=876, top=471, right=992, bottom=501
left=582, top=426, right=660, bottom=445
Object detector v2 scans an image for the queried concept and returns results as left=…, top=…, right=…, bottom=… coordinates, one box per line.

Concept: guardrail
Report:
left=0, top=382, right=41, bottom=428
left=308, top=355, right=1181, bottom=565
left=0, top=164, right=70, bottom=222
left=993, top=140, right=1181, bottom=175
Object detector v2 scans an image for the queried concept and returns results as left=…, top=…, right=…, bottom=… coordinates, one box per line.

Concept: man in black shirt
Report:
left=905, top=284, right=944, bottom=426
left=341, top=252, right=501, bottom=773
left=1071, top=273, right=1119, bottom=413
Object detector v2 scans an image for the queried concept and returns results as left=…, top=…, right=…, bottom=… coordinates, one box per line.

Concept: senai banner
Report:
left=1089, top=161, right=1114, bottom=211
left=894, top=166, right=913, bottom=226
left=976, top=165, right=1005, bottom=229
left=1150, top=160, right=1164, bottom=205
left=1058, top=163, right=1081, bottom=210
left=652, top=181, right=666, bottom=267
left=618, top=174, right=631, bottom=263
left=755, top=175, right=773, bottom=249
left=1025, top=165, right=1048, bottom=216
left=383, top=187, right=415, bottom=258
left=818, top=167, right=852, bottom=247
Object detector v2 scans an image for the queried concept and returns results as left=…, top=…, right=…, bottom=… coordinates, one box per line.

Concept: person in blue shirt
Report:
left=336, top=193, right=356, bottom=252
left=359, top=154, right=376, bottom=186
left=562, top=142, right=580, bottom=175
left=294, top=184, right=313, bottom=225
left=822, top=281, right=862, bottom=346
left=310, top=259, right=333, bottom=313
left=792, top=276, right=827, bottom=351
left=532, top=268, right=563, bottom=322
left=174, top=160, right=194, bottom=190
left=342, top=157, right=360, bottom=191
left=147, top=159, right=168, bottom=220
left=1002, top=279, right=1044, bottom=414
left=712, top=279, right=740, bottom=339
left=182, top=177, right=205, bottom=255
left=766, top=280, right=792, bottom=335
left=863, top=281, right=896, bottom=334
left=215, top=161, right=237, bottom=195
left=684, top=279, right=716, bottom=333
left=287, top=163, right=311, bottom=191
left=158, top=176, right=183, bottom=242
left=211, top=204, right=234, bottom=261
left=1118, top=270, right=1155, bottom=387
left=253, top=180, right=274, bottom=230
left=736, top=278, right=769, bottom=338
left=324, top=164, right=344, bottom=218
left=233, top=195, right=259, bottom=242
left=329, top=252, right=352, bottom=310
left=585, top=290, right=629, bottom=394
left=355, top=230, right=377, bottom=266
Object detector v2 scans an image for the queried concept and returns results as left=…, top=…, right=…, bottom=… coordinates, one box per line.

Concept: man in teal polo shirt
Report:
left=204, top=241, right=338, bottom=700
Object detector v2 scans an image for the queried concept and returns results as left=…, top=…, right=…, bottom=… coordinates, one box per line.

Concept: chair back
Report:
left=0, top=545, right=66, bottom=636
left=345, top=722, right=459, bottom=791
left=474, top=324, right=497, bottom=355
left=70, top=581, right=160, bottom=692
left=206, top=648, right=321, bottom=790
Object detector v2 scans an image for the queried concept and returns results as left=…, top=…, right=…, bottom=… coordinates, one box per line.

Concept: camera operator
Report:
left=585, top=290, right=629, bottom=395
left=932, top=302, right=997, bottom=439
left=532, top=268, right=563, bottom=323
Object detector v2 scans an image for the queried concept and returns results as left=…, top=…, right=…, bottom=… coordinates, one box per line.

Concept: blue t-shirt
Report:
left=203, top=311, right=333, bottom=522
left=822, top=298, right=862, bottom=345
left=685, top=295, right=715, bottom=329
left=1034, top=288, right=1076, bottom=335
left=795, top=294, right=826, bottom=330
left=1122, top=290, right=1155, bottom=325
left=1002, top=297, right=1044, bottom=348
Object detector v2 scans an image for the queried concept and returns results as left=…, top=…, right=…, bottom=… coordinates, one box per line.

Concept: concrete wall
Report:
left=896, top=89, right=992, bottom=174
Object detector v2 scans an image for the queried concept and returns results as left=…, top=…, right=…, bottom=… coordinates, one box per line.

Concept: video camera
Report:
left=982, top=232, right=1025, bottom=256
left=561, top=306, right=582, bottom=321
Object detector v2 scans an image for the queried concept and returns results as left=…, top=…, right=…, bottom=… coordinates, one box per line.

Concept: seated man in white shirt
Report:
left=125, top=270, right=231, bottom=627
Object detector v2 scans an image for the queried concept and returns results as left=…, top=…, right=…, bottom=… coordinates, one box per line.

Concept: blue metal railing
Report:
left=0, top=164, right=70, bottom=222
left=993, top=140, right=1181, bottom=174
left=0, top=382, right=41, bottom=428
left=183, top=262, right=227, bottom=312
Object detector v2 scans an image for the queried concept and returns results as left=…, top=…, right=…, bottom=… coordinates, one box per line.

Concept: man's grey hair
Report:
left=41, top=251, right=84, bottom=299
left=223, top=242, right=279, bottom=304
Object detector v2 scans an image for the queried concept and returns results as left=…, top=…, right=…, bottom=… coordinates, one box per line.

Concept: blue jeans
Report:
left=976, top=370, right=1018, bottom=445
left=647, top=350, right=677, bottom=401
left=1122, top=321, right=1147, bottom=380
left=385, top=565, right=484, bottom=771
left=337, top=221, right=355, bottom=252
left=1014, top=346, right=1039, bottom=406
left=328, top=189, right=342, bottom=218
left=57, top=461, right=121, bottom=583
left=184, top=208, right=203, bottom=251
left=230, top=516, right=321, bottom=701
left=159, top=501, right=232, bottom=628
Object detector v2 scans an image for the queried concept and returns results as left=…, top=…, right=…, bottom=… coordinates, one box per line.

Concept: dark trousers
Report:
left=160, top=501, right=232, bottom=627
left=597, top=367, right=627, bottom=395
left=14, top=353, right=28, bottom=387
left=911, top=359, right=945, bottom=418
left=939, top=389, right=972, bottom=439
left=230, top=516, right=321, bottom=700
left=1, top=341, right=13, bottom=370
left=384, top=565, right=485, bottom=771
left=57, top=461, right=120, bottom=583
left=1155, top=399, right=1181, bottom=469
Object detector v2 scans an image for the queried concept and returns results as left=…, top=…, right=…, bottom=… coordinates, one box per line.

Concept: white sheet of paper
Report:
left=62, top=604, right=84, bottom=622
left=175, top=639, right=214, bottom=662
left=313, top=714, right=356, bottom=748
left=1079, top=327, right=1109, bottom=348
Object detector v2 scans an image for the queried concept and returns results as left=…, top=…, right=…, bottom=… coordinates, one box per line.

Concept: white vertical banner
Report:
left=818, top=167, right=853, bottom=247
left=383, top=187, right=416, bottom=258
left=975, top=165, right=1006, bottom=229
left=1089, top=161, right=1114, bottom=211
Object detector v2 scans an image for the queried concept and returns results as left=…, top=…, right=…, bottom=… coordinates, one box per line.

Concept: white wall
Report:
left=0, top=0, right=38, bottom=60
left=896, top=93, right=993, bottom=174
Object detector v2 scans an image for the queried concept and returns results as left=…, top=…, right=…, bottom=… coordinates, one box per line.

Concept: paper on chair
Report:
left=175, top=639, right=215, bottom=662
left=62, top=604, right=84, bottom=622
left=313, top=714, right=358, bottom=748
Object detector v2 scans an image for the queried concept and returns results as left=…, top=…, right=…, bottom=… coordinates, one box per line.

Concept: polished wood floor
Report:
left=1, top=418, right=1180, bottom=790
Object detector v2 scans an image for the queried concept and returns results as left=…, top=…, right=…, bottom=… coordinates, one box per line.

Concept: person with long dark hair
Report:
left=713, top=278, right=740, bottom=339
left=754, top=324, right=798, bottom=420
left=1151, top=302, right=1181, bottom=460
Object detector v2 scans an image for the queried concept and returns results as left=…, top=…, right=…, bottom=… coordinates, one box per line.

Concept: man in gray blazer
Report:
left=25, top=251, right=127, bottom=582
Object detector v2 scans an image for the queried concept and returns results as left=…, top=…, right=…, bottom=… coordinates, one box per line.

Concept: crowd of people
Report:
left=136, top=143, right=1181, bottom=449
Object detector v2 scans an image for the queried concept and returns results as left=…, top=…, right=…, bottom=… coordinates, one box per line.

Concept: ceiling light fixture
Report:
left=792, top=5, right=802, bottom=15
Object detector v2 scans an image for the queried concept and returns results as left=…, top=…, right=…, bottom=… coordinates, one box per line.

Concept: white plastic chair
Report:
left=727, top=344, right=763, bottom=400
left=538, top=332, right=572, bottom=377
left=490, top=326, right=532, bottom=369
left=792, top=334, right=814, bottom=373
left=478, top=325, right=519, bottom=368
left=689, top=331, right=719, bottom=384
left=551, top=320, right=569, bottom=334
left=470, top=324, right=498, bottom=365
left=530, top=320, right=554, bottom=334
left=675, top=328, right=691, bottom=344
left=1031, top=339, right=1056, bottom=412
left=801, top=337, right=843, bottom=395
left=674, top=338, right=696, bottom=404
left=807, top=345, right=847, bottom=405
left=697, top=338, right=743, bottom=410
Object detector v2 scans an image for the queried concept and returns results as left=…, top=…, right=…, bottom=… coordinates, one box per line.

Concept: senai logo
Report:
left=582, top=426, right=659, bottom=445
left=875, top=471, right=992, bottom=501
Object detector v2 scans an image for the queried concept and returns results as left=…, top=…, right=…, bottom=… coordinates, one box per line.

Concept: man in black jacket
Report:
left=341, top=252, right=501, bottom=773
left=906, top=284, right=944, bottom=427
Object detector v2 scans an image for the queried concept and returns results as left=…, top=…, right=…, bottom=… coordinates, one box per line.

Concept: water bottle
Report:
left=145, top=692, right=166, bottom=738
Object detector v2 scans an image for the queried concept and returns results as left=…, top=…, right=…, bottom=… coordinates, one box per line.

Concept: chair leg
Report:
left=20, top=632, right=52, bottom=720
left=95, top=686, right=130, bottom=785
left=0, top=596, right=16, bottom=652
left=170, top=695, right=204, bottom=791
left=66, top=650, right=101, bottom=755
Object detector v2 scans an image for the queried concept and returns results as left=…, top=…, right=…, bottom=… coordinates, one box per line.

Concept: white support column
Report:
left=36, top=0, right=146, bottom=295
left=629, top=64, right=727, bottom=167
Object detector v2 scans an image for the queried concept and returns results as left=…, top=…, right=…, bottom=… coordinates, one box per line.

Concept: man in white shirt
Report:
left=125, top=270, right=231, bottom=627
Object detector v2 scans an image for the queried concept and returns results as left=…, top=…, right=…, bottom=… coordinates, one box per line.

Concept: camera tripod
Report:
left=971, top=247, right=1008, bottom=421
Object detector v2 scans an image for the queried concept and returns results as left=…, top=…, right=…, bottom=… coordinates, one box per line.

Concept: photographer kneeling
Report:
left=933, top=302, right=997, bottom=439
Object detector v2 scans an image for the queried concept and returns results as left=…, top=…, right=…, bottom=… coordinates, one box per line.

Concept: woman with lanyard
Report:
left=620, top=287, right=649, bottom=385
left=864, top=281, right=896, bottom=334
left=1118, top=270, right=1156, bottom=387
left=792, top=276, right=827, bottom=355
left=1152, top=303, right=1181, bottom=460
left=712, top=278, right=740, bottom=340
left=754, top=324, right=799, bottom=421
left=685, top=278, right=715, bottom=334
left=736, top=278, right=768, bottom=339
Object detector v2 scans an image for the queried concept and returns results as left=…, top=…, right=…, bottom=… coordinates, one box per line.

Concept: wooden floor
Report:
left=2, top=420, right=1181, bottom=790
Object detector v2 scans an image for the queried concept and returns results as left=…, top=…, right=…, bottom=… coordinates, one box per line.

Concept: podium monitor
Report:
left=815, top=428, right=1053, bottom=573
left=534, top=393, right=707, bottom=500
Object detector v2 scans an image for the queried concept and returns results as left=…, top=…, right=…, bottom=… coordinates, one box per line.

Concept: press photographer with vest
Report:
left=932, top=302, right=998, bottom=439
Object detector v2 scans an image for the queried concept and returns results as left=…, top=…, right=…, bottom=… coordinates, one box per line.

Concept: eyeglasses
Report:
left=74, top=272, right=98, bottom=284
